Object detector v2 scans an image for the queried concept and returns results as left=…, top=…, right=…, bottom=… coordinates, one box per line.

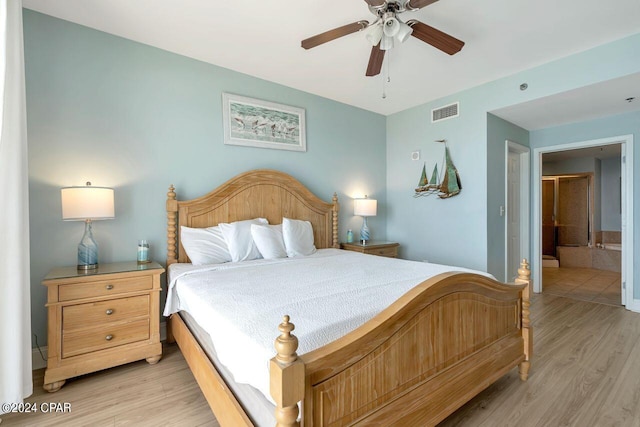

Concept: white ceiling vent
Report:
left=431, top=102, right=459, bottom=123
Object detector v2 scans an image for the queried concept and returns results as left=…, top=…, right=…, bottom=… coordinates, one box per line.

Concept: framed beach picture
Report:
left=222, top=93, right=306, bottom=152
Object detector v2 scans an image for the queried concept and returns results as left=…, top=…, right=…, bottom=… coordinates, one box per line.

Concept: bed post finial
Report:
left=332, top=192, right=339, bottom=249
left=167, top=185, right=178, bottom=266
left=275, top=315, right=298, bottom=364
left=271, top=315, right=305, bottom=427
left=515, top=258, right=532, bottom=381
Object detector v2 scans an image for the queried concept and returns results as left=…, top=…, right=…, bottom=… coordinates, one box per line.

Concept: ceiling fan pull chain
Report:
left=382, top=49, right=391, bottom=99
left=387, top=48, right=391, bottom=83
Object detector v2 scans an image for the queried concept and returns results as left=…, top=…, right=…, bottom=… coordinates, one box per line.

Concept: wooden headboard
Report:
left=166, top=169, right=339, bottom=265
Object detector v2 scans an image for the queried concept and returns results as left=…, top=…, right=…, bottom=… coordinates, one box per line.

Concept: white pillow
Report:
left=219, top=218, right=268, bottom=262
left=251, top=224, right=287, bottom=259
left=180, top=226, right=232, bottom=265
left=282, top=217, right=316, bottom=257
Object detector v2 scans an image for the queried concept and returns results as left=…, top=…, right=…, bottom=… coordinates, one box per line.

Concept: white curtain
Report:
left=0, top=0, right=32, bottom=411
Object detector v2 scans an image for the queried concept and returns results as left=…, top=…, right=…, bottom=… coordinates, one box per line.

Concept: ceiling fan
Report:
left=301, top=0, right=465, bottom=77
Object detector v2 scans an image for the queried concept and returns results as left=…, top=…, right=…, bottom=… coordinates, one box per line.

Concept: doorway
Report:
left=532, top=135, right=634, bottom=311
left=505, top=141, right=530, bottom=282
left=542, top=173, right=594, bottom=256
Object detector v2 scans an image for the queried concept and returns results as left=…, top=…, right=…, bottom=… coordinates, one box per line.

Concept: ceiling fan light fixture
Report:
left=380, top=34, right=394, bottom=51
left=364, top=22, right=383, bottom=46
left=395, top=20, right=413, bottom=43
left=300, top=0, right=464, bottom=78
left=383, top=16, right=400, bottom=38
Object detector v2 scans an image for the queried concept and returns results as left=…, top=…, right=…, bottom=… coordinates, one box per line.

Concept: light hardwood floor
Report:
left=1, top=345, right=218, bottom=427
left=440, top=293, right=639, bottom=426
left=543, top=267, right=621, bottom=306
left=4, top=293, right=640, bottom=426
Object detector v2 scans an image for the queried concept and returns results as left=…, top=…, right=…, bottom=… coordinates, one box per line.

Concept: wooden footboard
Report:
left=271, top=260, right=532, bottom=427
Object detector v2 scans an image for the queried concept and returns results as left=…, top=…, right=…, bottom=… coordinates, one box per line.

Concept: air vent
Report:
left=431, top=102, right=459, bottom=123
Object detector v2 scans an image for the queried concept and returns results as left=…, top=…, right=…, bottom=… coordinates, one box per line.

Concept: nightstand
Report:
left=41, top=261, right=164, bottom=392
left=341, top=241, right=400, bottom=258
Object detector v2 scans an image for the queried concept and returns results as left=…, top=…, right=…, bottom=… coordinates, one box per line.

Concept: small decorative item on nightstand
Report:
left=346, top=229, right=354, bottom=243
left=137, top=240, right=150, bottom=264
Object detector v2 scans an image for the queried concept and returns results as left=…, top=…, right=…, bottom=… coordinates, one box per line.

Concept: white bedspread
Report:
left=164, top=249, right=490, bottom=401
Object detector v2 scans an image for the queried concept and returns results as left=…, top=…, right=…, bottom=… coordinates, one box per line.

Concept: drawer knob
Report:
left=105, top=309, right=114, bottom=315
left=105, top=284, right=114, bottom=290
left=105, top=334, right=113, bottom=341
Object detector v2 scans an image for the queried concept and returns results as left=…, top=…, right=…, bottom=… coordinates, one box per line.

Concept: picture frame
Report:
left=222, top=93, right=306, bottom=152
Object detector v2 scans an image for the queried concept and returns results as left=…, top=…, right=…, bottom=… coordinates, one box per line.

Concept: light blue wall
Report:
left=601, top=156, right=622, bottom=231
left=387, top=32, right=640, bottom=275
left=24, top=10, right=387, bottom=347
left=486, top=114, right=530, bottom=281
left=530, top=110, right=640, bottom=299
left=386, top=97, right=488, bottom=268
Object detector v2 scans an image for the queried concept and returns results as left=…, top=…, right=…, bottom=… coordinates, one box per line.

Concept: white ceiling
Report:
left=22, top=0, right=640, bottom=116
left=492, top=72, right=640, bottom=131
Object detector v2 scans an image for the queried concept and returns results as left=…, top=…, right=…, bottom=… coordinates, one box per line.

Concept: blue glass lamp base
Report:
left=77, top=220, right=99, bottom=270
left=360, top=217, right=370, bottom=245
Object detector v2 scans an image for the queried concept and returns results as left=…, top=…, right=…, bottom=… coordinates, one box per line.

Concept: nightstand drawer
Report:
left=369, top=247, right=398, bottom=257
left=59, top=276, right=152, bottom=301
left=341, top=241, right=399, bottom=258
left=63, top=295, right=150, bottom=331
left=62, top=318, right=150, bottom=358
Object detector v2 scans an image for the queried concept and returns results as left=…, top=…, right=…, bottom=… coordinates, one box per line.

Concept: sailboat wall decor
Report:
left=414, top=140, right=462, bottom=199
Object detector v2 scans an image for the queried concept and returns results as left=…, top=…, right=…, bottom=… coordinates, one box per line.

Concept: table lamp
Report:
left=61, top=182, right=115, bottom=270
left=354, top=195, right=377, bottom=244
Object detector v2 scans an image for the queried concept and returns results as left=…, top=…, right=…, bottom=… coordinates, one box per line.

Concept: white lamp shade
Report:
left=61, top=185, right=115, bottom=221
left=354, top=198, right=377, bottom=217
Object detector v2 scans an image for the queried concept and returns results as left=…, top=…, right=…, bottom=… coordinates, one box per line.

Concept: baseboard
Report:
left=33, top=321, right=167, bottom=371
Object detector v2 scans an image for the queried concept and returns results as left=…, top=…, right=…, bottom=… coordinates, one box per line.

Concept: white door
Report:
left=507, top=151, right=521, bottom=281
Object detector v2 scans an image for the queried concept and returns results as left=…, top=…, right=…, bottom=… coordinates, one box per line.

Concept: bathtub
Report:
left=556, top=245, right=621, bottom=273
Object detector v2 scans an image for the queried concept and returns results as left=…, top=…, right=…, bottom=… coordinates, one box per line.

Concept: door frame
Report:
left=532, top=134, right=635, bottom=311
left=505, top=140, right=530, bottom=282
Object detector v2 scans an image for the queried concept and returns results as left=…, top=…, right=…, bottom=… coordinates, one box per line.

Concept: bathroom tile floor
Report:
left=542, top=267, right=621, bottom=306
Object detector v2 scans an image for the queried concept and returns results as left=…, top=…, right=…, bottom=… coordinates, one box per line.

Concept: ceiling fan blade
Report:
left=406, top=0, right=438, bottom=10
left=364, top=0, right=386, bottom=6
left=365, top=43, right=385, bottom=76
left=301, top=21, right=368, bottom=50
left=407, top=20, right=464, bottom=55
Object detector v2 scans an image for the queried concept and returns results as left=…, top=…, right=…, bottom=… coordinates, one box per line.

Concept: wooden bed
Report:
left=165, top=169, right=532, bottom=427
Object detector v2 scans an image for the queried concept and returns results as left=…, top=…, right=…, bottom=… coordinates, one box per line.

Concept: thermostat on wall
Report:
left=411, top=151, right=420, bottom=161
